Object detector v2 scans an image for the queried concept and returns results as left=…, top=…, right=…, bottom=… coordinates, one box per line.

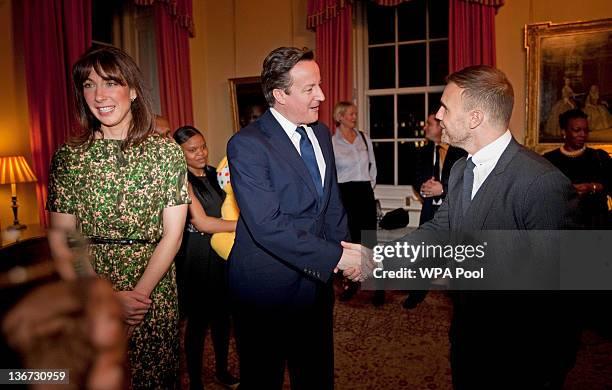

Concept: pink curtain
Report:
left=449, top=0, right=498, bottom=72
left=154, top=0, right=194, bottom=130
left=14, top=0, right=91, bottom=227
left=307, top=0, right=353, bottom=131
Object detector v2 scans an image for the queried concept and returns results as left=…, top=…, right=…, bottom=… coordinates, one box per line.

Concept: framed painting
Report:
left=228, top=76, right=267, bottom=132
left=524, top=18, right=612, bottom=154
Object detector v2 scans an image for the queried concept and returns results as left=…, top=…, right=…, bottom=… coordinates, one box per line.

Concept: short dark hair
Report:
left=71, top=45, right=155, bottom=150
left=447, top=65, right=514, bottom=128
left=261, top=47, right=315, bottom=106
left=173, top=125, right=203, bottom=145
left=559, top=109, right=588, bottom=130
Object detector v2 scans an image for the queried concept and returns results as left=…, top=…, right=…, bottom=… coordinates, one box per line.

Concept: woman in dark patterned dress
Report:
left=47, top=46, right=189, bottom=389
left=173, top=126, right=239, bottom=390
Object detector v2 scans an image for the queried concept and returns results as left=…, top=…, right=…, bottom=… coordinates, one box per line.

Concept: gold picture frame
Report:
left=524, top=18, right=612, bottom=155
left=228, top=76, right=267, bottom=132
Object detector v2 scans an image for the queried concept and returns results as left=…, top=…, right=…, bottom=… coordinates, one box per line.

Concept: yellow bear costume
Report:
left=211, top=156, right=239, bottom=260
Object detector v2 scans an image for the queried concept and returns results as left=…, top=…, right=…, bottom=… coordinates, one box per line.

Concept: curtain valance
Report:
left=307, top=0, right=351, bottom=30
left=460, top=0, right=504, bottom=9
left=307, top=0, right=503, bottom=29
left=133, top=0, right=195, bottom=37
left=370, top=0, right=413, bottom=6
left=372, top=0, right=504, bottom=7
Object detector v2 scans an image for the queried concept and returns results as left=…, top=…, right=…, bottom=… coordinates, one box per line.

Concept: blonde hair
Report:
left=333, top=101, right=355, bottom=126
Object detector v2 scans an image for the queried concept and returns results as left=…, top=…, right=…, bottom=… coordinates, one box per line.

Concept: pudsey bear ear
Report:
left=216, top=156, right=231, bottom=189
left=217, top=166, right=231, bottom=189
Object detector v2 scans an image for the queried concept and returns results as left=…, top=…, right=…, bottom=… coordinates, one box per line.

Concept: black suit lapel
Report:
left=258, top=110, right=320, bottom=200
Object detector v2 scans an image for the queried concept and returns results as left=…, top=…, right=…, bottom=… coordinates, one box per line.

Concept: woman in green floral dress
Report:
left=47, top=46, right=189, bottom=389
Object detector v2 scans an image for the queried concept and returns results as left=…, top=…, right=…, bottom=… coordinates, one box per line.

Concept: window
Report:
left=91, top=0, right=161, bottom=114
left=92, top=0, right=122, bottom=46
left=356, top=0, right=449, bottom=188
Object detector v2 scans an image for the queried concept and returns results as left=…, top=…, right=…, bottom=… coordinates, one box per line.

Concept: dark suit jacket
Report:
left=407, top=137, right=579, bottom=388
left=415, top=143, right=467, bottom=224
left=226, top=109, right=349, bottom=308
left=420, top=137, right=575, bottom=231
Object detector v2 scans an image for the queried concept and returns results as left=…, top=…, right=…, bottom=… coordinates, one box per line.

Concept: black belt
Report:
left=87, top=236, right=156, bottom=245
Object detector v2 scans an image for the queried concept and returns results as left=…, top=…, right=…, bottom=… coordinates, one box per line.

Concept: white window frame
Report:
left=353, top=0, right=448, bottom=223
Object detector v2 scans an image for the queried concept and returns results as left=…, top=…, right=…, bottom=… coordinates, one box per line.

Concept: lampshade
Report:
left=0, top=156, right=37, bottom=185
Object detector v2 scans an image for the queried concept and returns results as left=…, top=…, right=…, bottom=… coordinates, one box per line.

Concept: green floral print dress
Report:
left=47, top=135, right=190, bottom=389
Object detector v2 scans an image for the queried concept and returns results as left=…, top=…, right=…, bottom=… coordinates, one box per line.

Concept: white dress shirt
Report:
left=332, top=128, right=377, bottom=188
left=467, top=130, right=512, bottom=199
left=270, top=108, right=326, bottom=187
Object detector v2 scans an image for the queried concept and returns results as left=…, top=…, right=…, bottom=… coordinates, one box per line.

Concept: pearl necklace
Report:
left=559, top=145, right=586, bottom=158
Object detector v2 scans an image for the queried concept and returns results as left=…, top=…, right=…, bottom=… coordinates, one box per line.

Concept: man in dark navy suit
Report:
left=227, top=47, right=366, bottom=390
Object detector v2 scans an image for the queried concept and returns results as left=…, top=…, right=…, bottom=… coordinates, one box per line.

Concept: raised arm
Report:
left=187, top=183, right=236, bottom=233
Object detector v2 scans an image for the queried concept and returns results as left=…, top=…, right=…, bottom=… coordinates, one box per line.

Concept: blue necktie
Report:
left=462, top=157, right=475, bottom=216
left=296, top=126, right=323, bottom=199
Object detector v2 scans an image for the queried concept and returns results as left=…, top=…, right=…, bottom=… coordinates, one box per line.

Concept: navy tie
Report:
left=296, top=126, right=323, bottom=199
left=462, top=157, right=475, bottom=216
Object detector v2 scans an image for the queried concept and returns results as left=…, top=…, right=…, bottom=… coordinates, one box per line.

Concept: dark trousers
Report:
left=449, top=292, right=581, bottom=390
left=234, top=284, right=335, bottom=390
left=450, top=332, right=578, bottom=390
left=185, top=308, right=231, bottom=390
left=406, top=201, right=441, bottom=306
left=176, top=232, right=233, bottom=390
left=338, top=181, right=382, bottom=300
left=338, top=181, right=377, bottom=245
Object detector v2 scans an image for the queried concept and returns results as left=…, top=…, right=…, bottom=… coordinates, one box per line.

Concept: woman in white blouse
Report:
left=332, top=101, right=383, bottom=305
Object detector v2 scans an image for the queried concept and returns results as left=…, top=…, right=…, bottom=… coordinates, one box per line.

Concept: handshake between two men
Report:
left=334, top=241, right=376, bottom=282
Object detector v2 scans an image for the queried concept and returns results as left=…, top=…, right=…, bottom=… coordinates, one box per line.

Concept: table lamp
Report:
left=0, top=156, right=37, bottom=230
